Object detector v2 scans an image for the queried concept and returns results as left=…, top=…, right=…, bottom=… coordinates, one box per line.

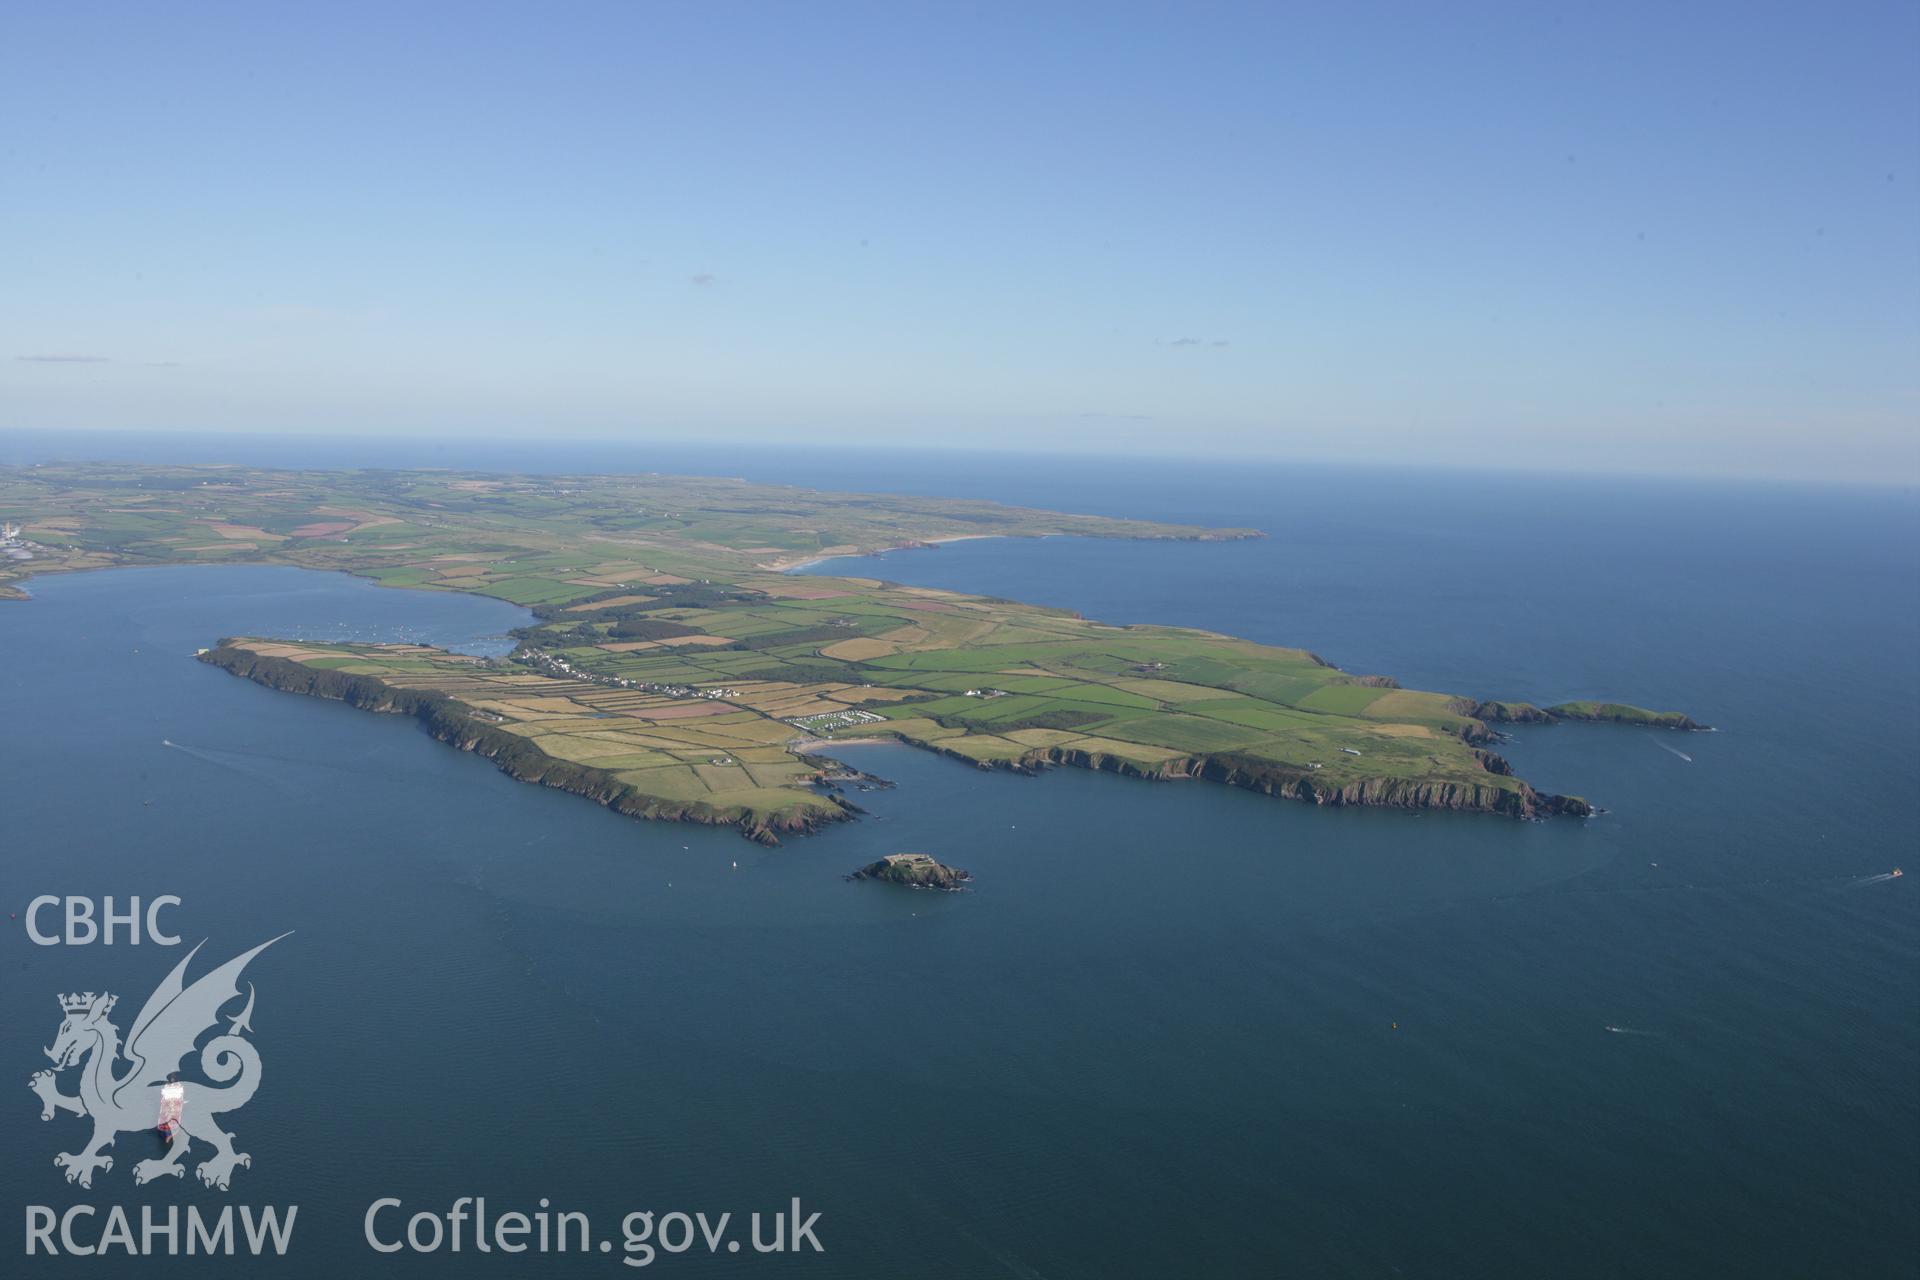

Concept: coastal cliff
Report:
left=879, top=730, right=1591, bottom=820
left=1471, top=699, right=1709, bottom=731
left=198, top=644, right=851, bottom=844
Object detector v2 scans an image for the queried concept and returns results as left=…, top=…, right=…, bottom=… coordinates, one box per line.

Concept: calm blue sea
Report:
left=1, top=431, right=1915, bottom=1277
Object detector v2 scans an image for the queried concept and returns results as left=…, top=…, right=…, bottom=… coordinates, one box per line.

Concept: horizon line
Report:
left=1, top=424, right=1915, bottom=494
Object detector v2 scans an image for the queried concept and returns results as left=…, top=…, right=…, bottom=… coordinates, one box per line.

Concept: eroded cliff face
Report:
left=1470, top=747, right=1515, bottom=776
left=879, top=730, right=1590, bottom=820
left=1183, top=752, right=1588, bottom=819
left=1468, top=700, right=1556, bottom=724
left=199, top=645, right=851, bottom=845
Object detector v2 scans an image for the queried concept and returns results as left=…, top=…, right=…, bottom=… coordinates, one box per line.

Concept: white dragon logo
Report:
left=27, top=935, right=287, bottom=1190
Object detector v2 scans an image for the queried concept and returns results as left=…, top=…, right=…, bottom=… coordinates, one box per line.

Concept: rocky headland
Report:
left=1470, top=700, right=1710, bottom=731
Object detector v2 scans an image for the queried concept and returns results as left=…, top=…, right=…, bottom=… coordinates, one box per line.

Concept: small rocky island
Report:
left=849, top=853, right=972, bottom=891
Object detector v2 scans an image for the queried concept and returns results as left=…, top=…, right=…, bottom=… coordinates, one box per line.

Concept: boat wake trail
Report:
left=1604, top=1025, right=1658, bottom=1036
left=164, top=738, right=240, bottom=768
left=161, top=738, right=290, bottom=787
left=1848, top=871, right=1901, bottom=888
left=1651, top=736, right=1693, bottom=763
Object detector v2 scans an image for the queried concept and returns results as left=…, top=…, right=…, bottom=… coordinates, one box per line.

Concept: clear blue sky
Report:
left=2, top=1, right=1914, bottom=481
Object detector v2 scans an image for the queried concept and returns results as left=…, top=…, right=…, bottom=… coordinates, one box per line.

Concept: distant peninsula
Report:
left=1, top=461, right=1701, bottom=841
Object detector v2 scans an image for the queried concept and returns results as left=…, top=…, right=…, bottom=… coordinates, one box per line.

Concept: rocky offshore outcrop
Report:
left=848, top=852, right=971, bottom=890
left=199, top=644, right=851, bottom=845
